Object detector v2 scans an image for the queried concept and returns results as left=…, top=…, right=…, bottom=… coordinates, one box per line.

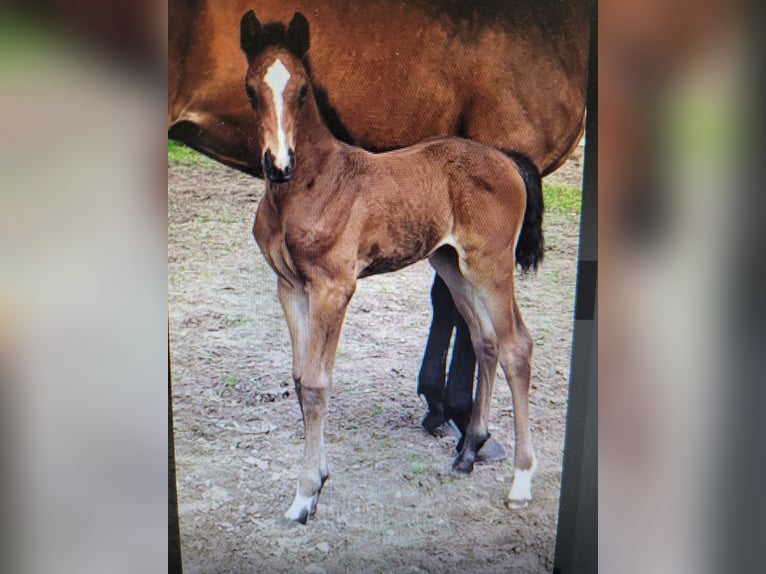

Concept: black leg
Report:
left=417, top=274, right=455, bottom=432
left=445, top=311, right=476, bottom=444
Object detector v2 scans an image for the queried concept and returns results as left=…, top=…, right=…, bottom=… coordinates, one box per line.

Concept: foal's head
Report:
left=240, top=11, right=312, bottom=183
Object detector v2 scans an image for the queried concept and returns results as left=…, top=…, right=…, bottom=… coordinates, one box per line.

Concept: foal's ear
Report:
left=286, top=12, right=310, bottom=58
left=240, top=10, right=262, bottom=62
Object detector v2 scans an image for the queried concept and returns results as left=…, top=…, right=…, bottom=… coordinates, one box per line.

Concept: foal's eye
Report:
left=245, top=85, right=258, bottom=108
left=298, top=84, right=309, bottom=105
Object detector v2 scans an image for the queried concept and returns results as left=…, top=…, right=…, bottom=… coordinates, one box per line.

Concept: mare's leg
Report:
left=417, top=274, right=455, bottom=431
left=284, top=279, right=354, bottom=524
left=497, top=300, right=537, bottom=509
left=444, top=312, right=475, bottom=438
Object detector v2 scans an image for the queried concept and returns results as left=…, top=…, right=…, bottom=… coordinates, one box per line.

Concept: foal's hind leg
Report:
left=495, top=300, right=537, bottom=509
left=430, top=249, right=498, bottom=473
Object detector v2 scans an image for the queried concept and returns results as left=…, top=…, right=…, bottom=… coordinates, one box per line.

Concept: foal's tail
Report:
left=505, top=151, right=544, bottom=272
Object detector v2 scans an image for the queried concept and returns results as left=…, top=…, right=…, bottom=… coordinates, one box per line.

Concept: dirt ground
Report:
left=168, top=147, right=583, bottom=574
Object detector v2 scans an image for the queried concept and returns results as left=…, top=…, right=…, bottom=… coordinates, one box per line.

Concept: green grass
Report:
left=168, top=140, right=218, bottom=167
left=0, top=16, right=53, bottom=72
left=411, top=462, right=427, bottom=475
left=221, top=376, right=238, bottom=388
left=543, top=183, right=582, bottom=216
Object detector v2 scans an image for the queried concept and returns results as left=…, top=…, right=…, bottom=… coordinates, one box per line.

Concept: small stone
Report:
left=305, top=564, right=326, bottom=574
left=395, top=490, right=402, bottom=499
left=385, top=529, right=395, bottom=537
left=270, top=472, right=281, bottom=481
left=316, top=542, right=330, bottom=553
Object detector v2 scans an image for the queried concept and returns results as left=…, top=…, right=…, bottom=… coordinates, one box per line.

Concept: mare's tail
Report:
left=505, top=151, right=544, bottom=272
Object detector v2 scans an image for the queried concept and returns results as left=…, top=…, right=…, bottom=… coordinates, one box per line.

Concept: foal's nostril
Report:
left=263, top=150, right=274, bottom=171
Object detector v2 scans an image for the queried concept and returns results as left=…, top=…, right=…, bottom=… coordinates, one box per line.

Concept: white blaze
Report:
left=264, top=59, right=292, bottom=170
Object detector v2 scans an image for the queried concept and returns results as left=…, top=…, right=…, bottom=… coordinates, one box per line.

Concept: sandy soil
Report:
left=169, top=148, right=583, bottom=574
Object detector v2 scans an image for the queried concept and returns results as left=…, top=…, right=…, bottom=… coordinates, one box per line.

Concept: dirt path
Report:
left=169, top=150, right=582, bottom=574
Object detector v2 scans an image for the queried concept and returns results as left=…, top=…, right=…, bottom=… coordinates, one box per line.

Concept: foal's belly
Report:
left=357, top=215, right=447, bottom=278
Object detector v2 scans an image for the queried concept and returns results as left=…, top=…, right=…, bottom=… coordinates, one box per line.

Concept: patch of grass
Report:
left=168, top=140, right=218, bottom=167
left=0, top=16, right=51, bottom=72
left=231, top=316, right=254, bottom=327
left=411, top=462, right=427, bottom=475
left=543, top=183, right=582, bottom=215
left=371, top=405, right=384, bottom=416
left=381, top=438, right=394, bottom=449
left=222, top=376, right=238, bottom=388
left=220, top=210, right=239, bottom=225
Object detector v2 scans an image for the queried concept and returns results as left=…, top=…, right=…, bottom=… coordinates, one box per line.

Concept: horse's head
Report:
left=240, top=11, right=311, bottom=183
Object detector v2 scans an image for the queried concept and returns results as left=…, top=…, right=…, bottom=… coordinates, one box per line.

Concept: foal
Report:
left=241, top=11, right=543, bottom=524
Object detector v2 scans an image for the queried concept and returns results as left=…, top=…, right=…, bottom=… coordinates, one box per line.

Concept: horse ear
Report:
left=240, top=10, right=262, bottom=62
left=286, top=12, right=310, bottom=58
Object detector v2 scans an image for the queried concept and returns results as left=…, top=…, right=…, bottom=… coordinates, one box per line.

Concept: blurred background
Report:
left=0, top=0, right=763, bottom=572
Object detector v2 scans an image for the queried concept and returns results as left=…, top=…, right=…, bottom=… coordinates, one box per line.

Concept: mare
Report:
left=240, top=11, right=545, bottom=523
left=169, top=0, right=589, bottom=454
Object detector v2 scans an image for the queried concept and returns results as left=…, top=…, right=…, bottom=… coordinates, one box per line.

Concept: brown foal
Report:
left=241, top=11, right=543, bottom=523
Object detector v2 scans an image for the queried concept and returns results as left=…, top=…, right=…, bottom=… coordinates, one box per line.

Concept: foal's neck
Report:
left=293, top=98, right=342, bottom=180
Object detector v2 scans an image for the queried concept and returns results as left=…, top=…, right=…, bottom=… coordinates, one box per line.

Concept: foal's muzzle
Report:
left=263, top=149, right=295, bottom=183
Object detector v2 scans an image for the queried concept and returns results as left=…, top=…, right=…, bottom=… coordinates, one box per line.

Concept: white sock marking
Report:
left=284, top=481, right=316, bottom=522
left=264, top=59, right=291, bottom=170
left=508, top=454, right=538, bottom=507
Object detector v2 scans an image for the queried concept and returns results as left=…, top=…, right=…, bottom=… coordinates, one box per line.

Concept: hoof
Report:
left=505, top=497, right=530, bottom=510
left=421, top=409, right=447, bottom=433
left=282, top=510, right=308, bottom=527
left=475, top=437, right=508, bottom=463
left=451, top=454, right=475, bottom=474
left=284, top=492, right=318, bottom=525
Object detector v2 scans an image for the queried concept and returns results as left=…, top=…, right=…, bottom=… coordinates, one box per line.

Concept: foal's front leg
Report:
left=283, top=279, right=354, bottom=524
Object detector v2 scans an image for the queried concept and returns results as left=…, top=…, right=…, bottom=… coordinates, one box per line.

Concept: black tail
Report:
left=504, top=151, right=544, bottom=272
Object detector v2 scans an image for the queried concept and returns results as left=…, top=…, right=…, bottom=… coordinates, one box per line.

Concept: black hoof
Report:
left=475, top=437, right=508, bottom=463
left=422, top=409, right=447, bottom=433
left=452, top=454, right=475, bottom=474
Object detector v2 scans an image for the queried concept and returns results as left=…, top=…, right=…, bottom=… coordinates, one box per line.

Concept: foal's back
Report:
left=346, top=137, right=529, bottom=278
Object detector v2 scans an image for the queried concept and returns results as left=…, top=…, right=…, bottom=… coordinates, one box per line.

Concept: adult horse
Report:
left=169, top=0, right=589, bottom=451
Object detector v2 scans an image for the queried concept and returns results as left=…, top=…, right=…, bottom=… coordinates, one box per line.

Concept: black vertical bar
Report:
left=169, top=334, right=183, bottom=574
left=552, top=1, right=598, bottom=572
